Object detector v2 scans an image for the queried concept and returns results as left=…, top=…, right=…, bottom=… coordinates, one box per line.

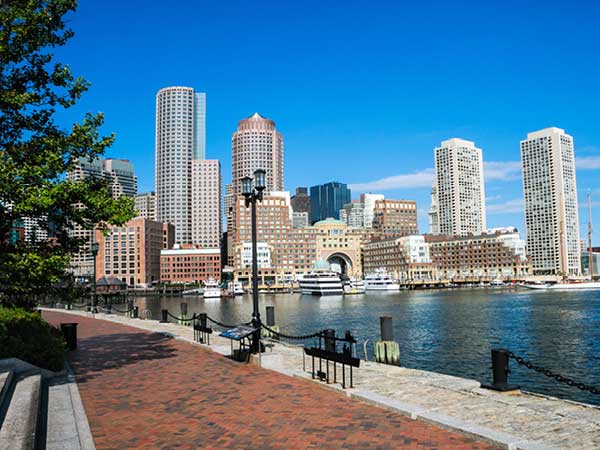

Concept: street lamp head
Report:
left=241, top=176, right=253, bottom=197
left=253, top=169, right=266, bottom=192
left=91, top=242, right=99, bottom=256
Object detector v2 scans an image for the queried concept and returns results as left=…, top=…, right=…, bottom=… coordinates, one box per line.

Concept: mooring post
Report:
left=132, top=306, right=139, bottom=319
left=263, top=306, right=279, bottom=339
left=180, top=303, right=188, bottom=324
left=481, top=348, right=520, bottom=392
left=160, top=309, right=168, bottom=323
left=374, top=316, right=400, bottom=365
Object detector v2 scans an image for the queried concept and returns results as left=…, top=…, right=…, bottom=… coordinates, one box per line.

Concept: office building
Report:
left=340, top=201, right=365, bottom=228
left=160, top=246, right=221, bottom=284
left=521, top=127, right=581, bottom=275
left=432, top=138, right=486, bottom=236
left=292, top=212, right=309, bottom=228
left=191, top=159, right=222, bottom=248
left=291, top=187, right=311, bottom=222
left=155, top=86, right=206, bottom=244
left=310, top=181, right=351, bottom=223
left=135, top=192, right=157, bottom=221
left=372, top=199, right=418, bottom=237
left=95, top=217, right=174, bottom=287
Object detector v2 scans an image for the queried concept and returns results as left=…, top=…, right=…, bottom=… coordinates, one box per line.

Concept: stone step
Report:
left=0, top=372, right=42, bottom=450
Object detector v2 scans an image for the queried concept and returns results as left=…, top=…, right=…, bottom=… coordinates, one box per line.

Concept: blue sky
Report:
left=55, top=0, right=600, bottom=242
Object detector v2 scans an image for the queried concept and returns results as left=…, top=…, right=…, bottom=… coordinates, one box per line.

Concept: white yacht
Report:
left=233, top=281, right=244, bottom=296
left=364, top=268, right=400, bottom=291
left=520, top=281, right=600, bottom=291
left=490, top=279, right=505, bottom=287
left=343, top=277, right=365, bottom=295
left=203, top=278, right=222, bottom=298
left=298, top=261, right=343, bottom=296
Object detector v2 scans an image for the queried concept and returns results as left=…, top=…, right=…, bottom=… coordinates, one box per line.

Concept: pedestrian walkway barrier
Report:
left=482, top=348, right=600, bottom=394
left=193, top=313, right=212, bottom=344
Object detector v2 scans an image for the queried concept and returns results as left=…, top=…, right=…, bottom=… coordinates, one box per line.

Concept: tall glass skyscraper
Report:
left=310, top=182, right=351, bottom=224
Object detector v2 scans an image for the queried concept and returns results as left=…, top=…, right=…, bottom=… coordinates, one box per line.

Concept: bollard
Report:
left=180, top=303, right=188, bottom=317
left=380, top=316, right=394, bottom=341
left=60, top=323, right=78, bottom=351
left=323, top=329, right=336, bottom=353
left=160, top=309, right=168, bottom=323
left=132, top=306, right=139, bottom=319
left=481, top=348, right=520, bottom=392
left=106, top=304, right=112, bottom=314
left=266, top=306, right=275, bottom=326
left=374, top=316, right=400, bottom=366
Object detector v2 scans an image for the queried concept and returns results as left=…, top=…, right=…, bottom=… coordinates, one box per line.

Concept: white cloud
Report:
left=483, top=161, right=521, bottom=182
left=349, top=168, right=435, bottom=192
left=576, top=156, right=600, bottom=170
left=487, top=198, right=524, bottom=214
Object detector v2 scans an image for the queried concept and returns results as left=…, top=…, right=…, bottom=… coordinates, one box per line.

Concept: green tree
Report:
left=0, top=0, right=135, bottom=308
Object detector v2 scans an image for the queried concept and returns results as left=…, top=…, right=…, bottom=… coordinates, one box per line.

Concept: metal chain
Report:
left=205, top=316, right=238, bottom=329
left=260, top=322, right=321, bottom=340
left=167, top=312, right=196, bottom=323
left=111, top=305, right=135, bottom=314
left=507, top=351, right=600, bottom=395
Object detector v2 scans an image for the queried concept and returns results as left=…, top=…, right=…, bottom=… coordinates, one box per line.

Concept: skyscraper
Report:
left=191, top=159, right=222, bottom=248
left=231, top=112, right=284, bottom=194
left=135, top=192, right=157, bottom=221
left=310, top=182, right=351, bottom=223
left=291, top=187, right=311, bottom=222
left=155, top=86, right=206, bottom=244
left=521, top=127, right=581, bottom=275
left=432, top=138, right=486, bottom=236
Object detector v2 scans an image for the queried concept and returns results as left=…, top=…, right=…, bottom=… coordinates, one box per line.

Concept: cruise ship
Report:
left=364, top=268, right=400, bottom=291
left=298, top=261, right=344, bottom=296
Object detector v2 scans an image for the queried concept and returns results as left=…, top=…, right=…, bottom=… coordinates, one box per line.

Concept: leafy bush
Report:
left=0, top=306, right=65, bottom=371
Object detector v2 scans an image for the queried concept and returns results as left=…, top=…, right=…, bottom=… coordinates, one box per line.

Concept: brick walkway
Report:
left=44, top=311, right=499, bottom=450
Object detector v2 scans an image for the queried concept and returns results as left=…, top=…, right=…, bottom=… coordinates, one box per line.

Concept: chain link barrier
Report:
left=507, top=351, right=600, bottom=395
left=205, top=316, right=240, bottom=329
left=260, top=322, right=321, bottom=340
left=167, top=311, right=196, bottom=323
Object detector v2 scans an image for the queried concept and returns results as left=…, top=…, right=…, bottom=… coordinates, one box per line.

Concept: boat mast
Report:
left=589, top=190, right=594, bottom=280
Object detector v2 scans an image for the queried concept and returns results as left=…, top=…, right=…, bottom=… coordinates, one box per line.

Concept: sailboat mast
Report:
left=589, top=191, right=594, bottom=279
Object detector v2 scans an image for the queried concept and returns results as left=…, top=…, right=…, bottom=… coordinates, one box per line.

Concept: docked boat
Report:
left=364, top=269, right=400, bottom=291
left=490, top=279, right=505, bottom=287
left=233, top=281, right=244, bottom=296
left=520, top=282, right=600, bottom=291
left=298, top=261, right=343, bottom=296
left=343, top=277, right=365, bottom=295
left=203, top=278, right=222, bottom=298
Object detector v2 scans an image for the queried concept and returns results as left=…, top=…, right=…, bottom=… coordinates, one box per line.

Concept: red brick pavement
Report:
left=44, top=311, right=500, bottom=450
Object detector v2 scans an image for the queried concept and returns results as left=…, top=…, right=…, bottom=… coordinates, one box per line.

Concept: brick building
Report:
left=160, top=246, right=221, bottom=284
left=372, top=199, right=418, bottom=238
left=95, top=217, right=174, bottom=287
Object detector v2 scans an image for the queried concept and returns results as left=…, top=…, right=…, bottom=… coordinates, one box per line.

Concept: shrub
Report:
left=0, top=306, right=65, bottom=372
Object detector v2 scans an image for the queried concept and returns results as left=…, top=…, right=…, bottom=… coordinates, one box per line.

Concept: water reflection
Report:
left=129, top=288, right=600, bottom=405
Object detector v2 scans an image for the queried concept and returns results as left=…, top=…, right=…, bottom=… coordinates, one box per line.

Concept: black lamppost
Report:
left=241, top=169, right=266, bottom=354
left=91, top=241, right=99, bottom=313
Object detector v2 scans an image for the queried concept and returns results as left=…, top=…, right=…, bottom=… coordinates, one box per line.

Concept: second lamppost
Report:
left=241, top=169, right=266, bottom=354
left=91, top=241, right=99, bottom=313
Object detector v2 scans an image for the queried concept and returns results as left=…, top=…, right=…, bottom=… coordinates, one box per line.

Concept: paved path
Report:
left=44, top=311, right=498, bottom=450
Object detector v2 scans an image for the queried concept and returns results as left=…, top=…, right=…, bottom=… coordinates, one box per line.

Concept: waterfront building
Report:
left=372, top=199, right=418, bottom=237
left=160, top=245, right=221, bottom=284
left=22, top=216, right=48, bottom=242
left=94, top=217, right=174, bottom=287
left=291, top=187, right=311, bottom=222
left=521, top=127, right=581, bottom=275
left=155, top=86, right=206, bottom=244
left=581, top=251, right=600, bottom=277
left=340, top=200, right=365, bottom=228
left=432, top=138, right=486, bottom=236
left=237, top=242, right=272, bottom=269
left=425, top=229, right=530, bottom=280
left=363, top=235, right=435, bottom=281
left=428, top=184, right=439, bottom=235
left=313, top=218, right=364, bottom=277
left=67, top=157, right=137, bottom=278
left=191, top=159, right=222, bottom=248
left=292, top=211, right=309, bottom=228
left=135, top=192, right=157, bottom=221
left=310, top=181, right=351, bottom=223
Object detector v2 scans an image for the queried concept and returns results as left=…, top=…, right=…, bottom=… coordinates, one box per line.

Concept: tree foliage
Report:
left=0, top=0, right=135, bottom=307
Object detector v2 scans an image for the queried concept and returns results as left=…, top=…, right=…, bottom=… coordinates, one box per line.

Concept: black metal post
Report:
left=481, top=348, right=520, bottom=392
left=250, top=196, right=261, bottom=354
left=161, top=309, right=168, bottom=323
left=266, top=306, right=275, bottom=326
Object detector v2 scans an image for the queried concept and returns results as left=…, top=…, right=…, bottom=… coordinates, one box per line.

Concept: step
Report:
left=0, top=372, right=42, bottom=450
left=0, top=370, right=15, bottom=428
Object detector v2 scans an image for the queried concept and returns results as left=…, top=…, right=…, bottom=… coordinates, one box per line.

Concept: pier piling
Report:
left=374, top=316, right=400, bottom=366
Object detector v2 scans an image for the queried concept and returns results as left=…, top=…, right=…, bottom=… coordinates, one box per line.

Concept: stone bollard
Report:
left=374, top=316, right=400, bottom=366
left=263, top=306, right=279, bottom=339
left=481, top=348, right=520, bottom=392
left=160, top=309, right=168, bottom=323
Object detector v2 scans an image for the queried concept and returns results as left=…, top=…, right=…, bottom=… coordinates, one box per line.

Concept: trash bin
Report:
left=60, top=323, right=78, bottom=351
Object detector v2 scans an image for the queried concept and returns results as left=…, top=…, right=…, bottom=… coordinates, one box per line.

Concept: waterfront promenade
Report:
left=43, top=310, right=497, bottom=450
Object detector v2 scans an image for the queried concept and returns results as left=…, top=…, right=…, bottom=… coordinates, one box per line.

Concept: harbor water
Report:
left=131, top=288, right=600, bottom=406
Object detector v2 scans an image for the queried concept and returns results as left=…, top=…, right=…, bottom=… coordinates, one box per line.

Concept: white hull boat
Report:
left=299, top=271, right=343, bottom=296
left=364, top=269, right=400, bottom=291
left=520, top=282, right=600, bottom=291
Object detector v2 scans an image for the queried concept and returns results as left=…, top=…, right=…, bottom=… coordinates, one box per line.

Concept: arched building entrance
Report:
left=327, top=252, right=353, bottom=276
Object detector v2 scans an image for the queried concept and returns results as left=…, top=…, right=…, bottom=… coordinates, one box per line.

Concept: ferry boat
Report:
left=364, top=268, right=400, bottom=291
left=233, top=281, right=244, bottom=295
left=298, top=261, right=343, bottom=296
left=343, top=277, right=366, bottom=295
left=203, top=278, right=222, bottom=298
